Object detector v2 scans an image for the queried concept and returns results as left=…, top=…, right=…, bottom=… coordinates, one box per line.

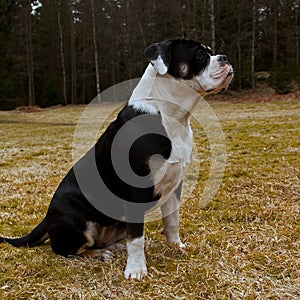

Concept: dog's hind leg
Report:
left=78, top=223, right=126, bottom=261
left=107, top=242, right=126, bottom=251
left=48, top=214, right=127, bottom=260
left=47, top=216, right=89, bottom=257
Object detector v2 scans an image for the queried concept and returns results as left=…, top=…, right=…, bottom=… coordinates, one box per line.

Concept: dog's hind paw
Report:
left=80, top=249, right=114, bottom=261
left=101, top=249, right=114, bottom=262
left=107, top=242, right=126, bottom=252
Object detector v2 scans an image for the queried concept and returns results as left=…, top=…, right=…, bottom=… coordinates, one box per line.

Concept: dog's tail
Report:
left=0, top=218, right=48, bottom=247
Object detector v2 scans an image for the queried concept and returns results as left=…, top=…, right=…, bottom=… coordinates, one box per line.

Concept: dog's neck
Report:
left=128, top=64, right=202, bottom=125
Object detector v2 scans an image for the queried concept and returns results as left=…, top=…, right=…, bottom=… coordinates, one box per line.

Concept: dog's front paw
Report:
left=164, top=233, right=185, bottom=249
left=125, top=236, right=147, bottom=280
left=124, top=266, right=148, bottom=280
left=177, top=240, right=186, bottom=249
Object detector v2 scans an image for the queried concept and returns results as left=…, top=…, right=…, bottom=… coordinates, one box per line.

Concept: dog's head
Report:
left=144, top=39, right=233, bottom=95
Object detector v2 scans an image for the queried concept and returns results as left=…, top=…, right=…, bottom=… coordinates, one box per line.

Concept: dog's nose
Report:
left=218, top=55, right=228, bottom=63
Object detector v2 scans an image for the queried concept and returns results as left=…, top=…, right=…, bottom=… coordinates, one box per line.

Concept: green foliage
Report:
left=0, top=0, right=17, bottom=110
left=268, top=63, right=298, bottom=94
left=1, top=1, right=300, bottom=108
left=0, top=72, right=13, bottom=99
left=40, top=77, right=62, bottom=108
left=0, top=99, right=17, bottom=111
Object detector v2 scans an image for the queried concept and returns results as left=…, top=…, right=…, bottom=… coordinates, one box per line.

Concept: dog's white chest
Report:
left=153, top=120, right=193, bottom=200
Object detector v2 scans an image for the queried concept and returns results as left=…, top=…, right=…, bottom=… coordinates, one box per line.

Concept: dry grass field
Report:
left=0, top=97, right=299, bottom=299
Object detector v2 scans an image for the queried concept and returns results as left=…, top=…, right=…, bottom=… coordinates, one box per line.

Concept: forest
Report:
left=0, top=0, right=299, bottom=109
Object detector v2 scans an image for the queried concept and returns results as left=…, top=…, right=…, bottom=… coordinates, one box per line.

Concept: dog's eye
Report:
left=195, top=49, right=206, bottom=60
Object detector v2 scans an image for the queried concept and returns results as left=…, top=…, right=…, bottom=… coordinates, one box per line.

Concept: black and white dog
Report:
left=0, top=39, right=233, bottom=279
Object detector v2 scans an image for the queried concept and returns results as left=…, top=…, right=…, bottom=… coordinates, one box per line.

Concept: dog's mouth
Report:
left=183, top=63, right=234, bottom=96
left=211, top=65, right=233, bottom=80
left=226, top=65, right=234, bottom=78
left=227, top=69, right=234, bottom=78
left=205, top=65, right=233, bottom=94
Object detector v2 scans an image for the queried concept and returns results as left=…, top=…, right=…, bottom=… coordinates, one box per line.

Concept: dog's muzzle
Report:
left=217, top=55, right=234, bottom=77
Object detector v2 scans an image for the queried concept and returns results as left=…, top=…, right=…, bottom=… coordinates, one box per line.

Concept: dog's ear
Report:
left=144, top=40, right=172, bottom=75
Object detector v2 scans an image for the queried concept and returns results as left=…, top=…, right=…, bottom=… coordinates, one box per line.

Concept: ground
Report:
left=0, top=95, right=299, bottom=299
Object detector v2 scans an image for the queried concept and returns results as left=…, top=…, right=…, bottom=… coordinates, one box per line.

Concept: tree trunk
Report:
left=82, top=34, right=87, bottom=104
left=193, top=0, right=197, bottom=40
left=296, top=0, right=300, bottom=66
left=180, top=5, right=185, bottom=38
left=209, top=0, right=216, bottom=53
left=57, top=1, right=67, bottom=105
left=70, top=4, right=77, bottom=105
left=124, top=0, right=132, bottom=80
left=26, top=0, right=35, bottom=106
left=237, top=13, right=242, bottom=90
left=201, top=0, right=206, bottom=42
left=251, top=0, right=256, bottom=90
left=137, top=18, right=146, bottom=48
left=273, top=1, right=278, bottom=63
left=91, top=0, right=101, bottom=102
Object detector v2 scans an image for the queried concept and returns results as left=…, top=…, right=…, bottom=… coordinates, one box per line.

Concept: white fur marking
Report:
left=124, top=236, right=147, bottom=280
left=128, top=64, right=159, bottom=114
left=151, top=55, right=168, bottom=75
left=129, top=101, right=158, bottom=115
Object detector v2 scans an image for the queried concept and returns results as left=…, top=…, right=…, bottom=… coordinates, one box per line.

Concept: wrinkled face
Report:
left=144, top=39, right=233, bottom=95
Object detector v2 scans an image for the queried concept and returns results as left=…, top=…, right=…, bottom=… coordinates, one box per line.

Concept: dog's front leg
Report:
left=124, top=221, right=147, bottom=280
left=161, top=182, right=185, bottom=248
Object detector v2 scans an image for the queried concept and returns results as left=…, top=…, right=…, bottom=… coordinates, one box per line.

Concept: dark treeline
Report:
left=0, top=0, right=299, bottom=109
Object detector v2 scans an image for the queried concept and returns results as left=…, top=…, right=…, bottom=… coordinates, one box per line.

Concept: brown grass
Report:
left=0, top=98, right=299, bottom=299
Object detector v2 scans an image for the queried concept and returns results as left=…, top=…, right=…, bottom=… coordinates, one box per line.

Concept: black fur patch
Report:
left=167, top=39, right=211, bottom=79
left=43, top=104, right=172, bottom=255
